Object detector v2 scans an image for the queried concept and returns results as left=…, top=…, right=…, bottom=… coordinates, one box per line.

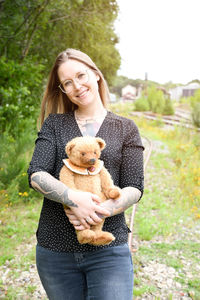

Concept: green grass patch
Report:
left=0, top=199, right=42, bottom=266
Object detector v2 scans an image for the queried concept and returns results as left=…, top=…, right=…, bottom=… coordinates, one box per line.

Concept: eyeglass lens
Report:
left=60, top=70, right=89, bottom=93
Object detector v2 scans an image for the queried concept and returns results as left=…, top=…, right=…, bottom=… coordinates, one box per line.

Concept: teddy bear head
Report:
left=65, top=136, right=105, bottom=168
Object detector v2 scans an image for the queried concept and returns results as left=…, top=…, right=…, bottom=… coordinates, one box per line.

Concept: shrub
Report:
left=190, top=89, right=200, bottom=108
left=134, top=97, right=150, bottom=111
left=0, top=122, right=37, bottom=203
left=147, top=86, right=165, bottom=114
left=0, top=56, right=44, bottom=137
left=192, top=102, right=200, bottom=128
left=163, top=98, right=174, bottom=115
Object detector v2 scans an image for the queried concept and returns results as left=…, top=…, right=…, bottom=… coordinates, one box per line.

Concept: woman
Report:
left=28, top=48, right=144, bottom=300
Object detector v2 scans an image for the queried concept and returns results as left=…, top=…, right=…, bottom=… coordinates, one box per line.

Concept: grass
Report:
left=0, top=199, right=42, bottom=265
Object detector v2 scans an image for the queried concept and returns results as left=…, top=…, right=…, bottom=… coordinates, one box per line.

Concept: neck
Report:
left=76, top=102, right=106, bottom=119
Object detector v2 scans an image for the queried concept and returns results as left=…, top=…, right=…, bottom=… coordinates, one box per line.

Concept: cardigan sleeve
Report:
left=119, top=119, right=144, bottom=198
left=27, top=114, right=57, bottom=187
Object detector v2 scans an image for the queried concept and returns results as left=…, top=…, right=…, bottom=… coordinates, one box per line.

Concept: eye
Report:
left=78, top=72, right=86, bottom=80
left=63, top=80, right=72, bottom=87
left=81, top=152, right=86, bottom=156
left=94, top=151, right=97, bottom=155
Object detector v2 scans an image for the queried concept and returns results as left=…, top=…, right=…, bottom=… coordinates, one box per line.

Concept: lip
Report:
left=77, top=89, right=89, bottom=99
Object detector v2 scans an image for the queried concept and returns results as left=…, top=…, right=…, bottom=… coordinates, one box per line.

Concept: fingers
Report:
left=80, top=218, right=90, bottom=229
left=84, top=216, right=98, bottom=226
left=74, top=224, right=87, bottom=230
left=91, top=193, right=101, bottom=204
left=94, top=204, right=111, bottom=217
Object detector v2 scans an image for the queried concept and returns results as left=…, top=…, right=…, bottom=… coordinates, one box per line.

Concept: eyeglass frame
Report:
left=58, top=69, right=90, bottom=94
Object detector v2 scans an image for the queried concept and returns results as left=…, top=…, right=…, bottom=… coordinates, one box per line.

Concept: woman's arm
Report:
left=31, top=171, right=110, bottom=228
left=99, top=186, right=141, bottom=217
left=66, top=186, right=141, bottom=229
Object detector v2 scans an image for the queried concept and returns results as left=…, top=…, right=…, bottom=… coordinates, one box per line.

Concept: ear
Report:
left=66, top=141, right=75, bottom=156
left=96, top=137, right=106, bottom=150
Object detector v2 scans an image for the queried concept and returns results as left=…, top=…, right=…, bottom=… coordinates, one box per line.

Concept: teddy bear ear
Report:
left=96, top=137, right=106, bottom=150
left=66, top=141, right=75, bottom=155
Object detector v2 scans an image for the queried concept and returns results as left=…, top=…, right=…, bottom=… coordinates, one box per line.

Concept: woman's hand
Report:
left=64, top=208, right=88, bottom=230
left=67, top=189, right=110, bottom=228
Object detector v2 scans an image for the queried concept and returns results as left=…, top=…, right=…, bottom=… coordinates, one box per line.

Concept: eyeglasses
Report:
left=58, top=69, right=89, bottom=94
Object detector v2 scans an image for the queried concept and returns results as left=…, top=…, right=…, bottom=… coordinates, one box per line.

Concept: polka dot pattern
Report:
left=27, top=111, right=144, bottom=253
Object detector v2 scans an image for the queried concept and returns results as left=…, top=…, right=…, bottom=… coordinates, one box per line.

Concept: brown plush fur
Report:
left=59, top=136, right=121, bottom=246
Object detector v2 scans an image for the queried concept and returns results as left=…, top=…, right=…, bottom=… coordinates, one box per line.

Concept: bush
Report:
left=190, top=89, right=200, bottom=108
left=147, top=86, right=165, bottom=114
left=163, top=98, right=174, bottom=115
left=0, top=122, right=37, bottom=203
left=0, top=56, right=44, bottom=137
left=134, top=97, right=150, bottom=111
left=192, top=102, right=200, bottom=128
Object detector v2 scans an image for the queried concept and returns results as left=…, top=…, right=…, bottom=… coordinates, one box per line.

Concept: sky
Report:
left=115, top=0, right=200, bottom=84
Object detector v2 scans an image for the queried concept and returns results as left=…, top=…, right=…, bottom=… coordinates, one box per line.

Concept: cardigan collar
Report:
left=63, top=159, right=104, bottom=175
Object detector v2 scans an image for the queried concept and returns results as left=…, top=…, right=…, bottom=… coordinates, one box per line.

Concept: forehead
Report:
left=58, top=59, right=88, bottom=81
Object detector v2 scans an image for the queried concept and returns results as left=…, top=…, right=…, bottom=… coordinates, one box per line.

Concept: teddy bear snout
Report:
left=89, top=158, right=96, bottom=165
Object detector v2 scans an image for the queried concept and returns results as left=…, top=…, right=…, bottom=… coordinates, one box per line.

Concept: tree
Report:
left=0, top=0, right=120, bottom=83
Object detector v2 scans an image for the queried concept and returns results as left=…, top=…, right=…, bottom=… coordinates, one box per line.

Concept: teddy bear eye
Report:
left=81, top=152, right=86, bottom=156
left=94, top=151, right=97, bottom=154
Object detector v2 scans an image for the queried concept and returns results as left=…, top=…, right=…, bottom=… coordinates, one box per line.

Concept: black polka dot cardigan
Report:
left=27, top=111, right=144, bottom=253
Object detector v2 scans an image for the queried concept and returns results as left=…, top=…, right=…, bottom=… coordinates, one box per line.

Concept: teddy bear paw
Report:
left=108, top=188, right=120, bottom=199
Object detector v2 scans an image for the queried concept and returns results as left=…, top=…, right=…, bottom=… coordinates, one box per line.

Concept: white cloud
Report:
left=115, top=0, right=200, bottom=84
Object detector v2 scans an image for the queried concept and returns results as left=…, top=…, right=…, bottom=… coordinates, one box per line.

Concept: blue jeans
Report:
left=36, top=243, right=133, bottom=300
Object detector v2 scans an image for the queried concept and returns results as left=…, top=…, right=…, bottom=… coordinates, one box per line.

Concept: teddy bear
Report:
left=59, top=136, right=121, bottom=246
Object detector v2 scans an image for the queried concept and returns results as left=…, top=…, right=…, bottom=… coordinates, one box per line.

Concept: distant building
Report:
left=121, top=84, right=142, bottom=101
left=169, top=86, right=184, bottom=101
left=169, top=83, right=200, bottom=101
left=182, top=83, right=200, bottom=98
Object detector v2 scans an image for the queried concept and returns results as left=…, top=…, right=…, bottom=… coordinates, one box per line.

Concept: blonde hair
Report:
left=39, top=48, right=110, bottom=127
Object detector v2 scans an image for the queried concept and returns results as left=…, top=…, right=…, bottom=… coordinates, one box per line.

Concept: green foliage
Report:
left=190, top=89, right=200, bottom=127
left=134, top=96, right=150, bottom=111
left=192, top=102, right=200, bottom=127
left=147, top=86, right=165, bottom=114
left=0, top=56, right=44, bottom=136
left=163, top=98, right=174, bottom=115
left=133, top=87, right=174, bottom=115
left=0, top=124, right=37, bottom=204
left=0, top=0, right=120, bottom=83
left=190, top=89, right=200, bottom=108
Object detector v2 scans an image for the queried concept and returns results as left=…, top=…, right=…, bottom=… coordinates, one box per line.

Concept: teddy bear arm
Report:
left=99, top=167, right=120, bottom=199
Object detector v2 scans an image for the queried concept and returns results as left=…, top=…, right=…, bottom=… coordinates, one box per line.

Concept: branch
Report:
left=21, top=22, right=38, bottom=59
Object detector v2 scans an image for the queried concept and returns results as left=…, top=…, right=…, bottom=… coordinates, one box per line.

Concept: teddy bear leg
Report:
left=76, top=229, right=95, bottom=244
left=90, top=231, right=115, bottom=246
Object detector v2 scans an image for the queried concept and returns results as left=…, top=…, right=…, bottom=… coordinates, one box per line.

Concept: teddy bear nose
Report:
left=89, top=158, right=96, bottom=165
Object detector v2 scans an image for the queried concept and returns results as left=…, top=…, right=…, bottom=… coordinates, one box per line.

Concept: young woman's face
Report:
left=57, top=59, right=100, bottom=109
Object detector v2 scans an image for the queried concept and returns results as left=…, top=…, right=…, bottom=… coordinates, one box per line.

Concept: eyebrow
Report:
left=60, top=70, right=88, bottom=84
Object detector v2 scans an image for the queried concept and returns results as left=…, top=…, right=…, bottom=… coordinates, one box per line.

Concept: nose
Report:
left=89, top=158, right=96, bottom=165
left=73, top=79, right=81, bottom=89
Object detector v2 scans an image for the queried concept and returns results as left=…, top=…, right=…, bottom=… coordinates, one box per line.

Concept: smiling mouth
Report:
left=77, top=89, right=89, bottom=98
